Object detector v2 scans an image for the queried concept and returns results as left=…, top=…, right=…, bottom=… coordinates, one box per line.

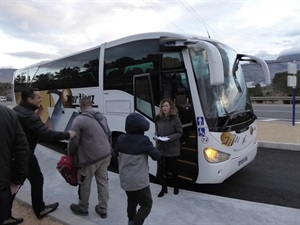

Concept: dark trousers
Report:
left=157, top=156, right=179, bottom=189
left=6, top=192, right=16, bottom=220
left=27, top=153, right=45, bottom=216
left=3, top=153, right=45, bottom=221
left=5, top=154, right=45, bottom=219
left=125, top=186, right=153, bottom=225
left=0, top=188, right=10, bottom=224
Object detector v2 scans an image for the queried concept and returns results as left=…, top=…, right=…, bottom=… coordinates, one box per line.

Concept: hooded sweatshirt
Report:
left=116, top=113, right=161, bottom=191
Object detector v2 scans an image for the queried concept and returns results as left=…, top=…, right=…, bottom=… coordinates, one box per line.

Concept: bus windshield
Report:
left=191, top=43, right=254, bottom=132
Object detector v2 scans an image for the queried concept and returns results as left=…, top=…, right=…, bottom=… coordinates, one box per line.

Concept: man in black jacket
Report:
left=0, top=105, right=30, bottom=225
left=6, top=87, right=76, bottom=222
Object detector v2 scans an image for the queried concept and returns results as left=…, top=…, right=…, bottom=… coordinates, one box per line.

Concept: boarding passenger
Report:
left=115, top=113, right=161, bottom=225
left=155, top=98, right=183, bottom=197
left=8, top=87, right=76, bottom=221
left=0, top=105, right=30, bottom=225
left=68, top=97, right=112, bottom=218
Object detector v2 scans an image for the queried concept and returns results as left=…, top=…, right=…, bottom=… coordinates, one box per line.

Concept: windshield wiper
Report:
left=221, top=110, right=256, bottom=132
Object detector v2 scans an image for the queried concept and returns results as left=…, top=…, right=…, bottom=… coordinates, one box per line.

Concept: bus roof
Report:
left=16, top=32, right=221, bottom=71
left=105, top=32, right=219, bottom=48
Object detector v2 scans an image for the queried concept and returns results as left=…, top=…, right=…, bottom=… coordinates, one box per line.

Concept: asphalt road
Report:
left=253, top=103, right=300, bottom=122
left=41, top=141, right=300, bottom=209
left=177, top=147, right=300, bottom=209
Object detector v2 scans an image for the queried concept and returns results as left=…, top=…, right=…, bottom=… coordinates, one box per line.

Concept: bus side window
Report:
left=163, top=74, right=173, bottom=99
left=173, top=73, right=193, bottom=125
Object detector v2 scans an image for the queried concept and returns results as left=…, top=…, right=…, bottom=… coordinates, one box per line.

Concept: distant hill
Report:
left=242, top=53, right=300, bottom=84
left=0, top=69, right=17, bottom=83
left=0, top=69, right=16, bottom=102
left=276, top=54, right=300, bottom=62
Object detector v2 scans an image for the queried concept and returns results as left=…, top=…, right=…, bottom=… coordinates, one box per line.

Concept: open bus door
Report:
left=133, top=73, right=158, bottom=176
left=133, top=73, right=156, bottom=121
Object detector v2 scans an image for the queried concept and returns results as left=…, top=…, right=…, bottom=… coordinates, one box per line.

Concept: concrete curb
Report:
left=258, top=141, right=300, bottom=151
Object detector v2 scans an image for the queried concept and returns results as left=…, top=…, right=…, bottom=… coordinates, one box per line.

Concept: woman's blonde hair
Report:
left=159, top=98, right=178, bottom=117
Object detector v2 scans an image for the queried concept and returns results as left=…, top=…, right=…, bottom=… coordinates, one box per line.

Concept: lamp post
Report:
left=287, top=62, right=297, bottom=126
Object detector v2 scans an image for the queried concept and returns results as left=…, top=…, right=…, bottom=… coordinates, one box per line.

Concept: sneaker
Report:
left=3, top=216, right=24, bottom=225
left=37, top=202, right=59, bottom=219
left=70, top=203, right=88, bottom=216
left=95, top=204, right=107, bottom=218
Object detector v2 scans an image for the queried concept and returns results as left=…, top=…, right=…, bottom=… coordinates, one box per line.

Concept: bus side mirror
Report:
left=193, top=41, right=224, bottom=86
left=238, top=54, right=271, bottom=85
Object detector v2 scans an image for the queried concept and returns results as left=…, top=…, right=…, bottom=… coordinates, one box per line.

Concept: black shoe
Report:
left=158, top=189, right=165, bottom=197
left=95, top=205, right=107, bottom=218
left=37, top=202, right=59, bottom=218
left=3, top=216, right=24, bottom=225
left=158, top=186, right=168, bottom=197
left=70, top=203, right=88, bottom=216
left=174, top=187, right=179, bottom=195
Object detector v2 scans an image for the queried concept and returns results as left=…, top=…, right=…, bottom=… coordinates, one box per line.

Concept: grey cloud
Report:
left=266, top=16, right=299, bottom=38
left=283, top=30, right=300, bottom=38
left=256, top=47, right=299, bottom=60
left=1, top=1, right=115, bottom=47
left=255, top=50, right=278, bottom=60
left=6, top=51, right=59, bottom=60
left=1, top=0, right=298, bottom=66
left=280, top=47, right=300, bottom=56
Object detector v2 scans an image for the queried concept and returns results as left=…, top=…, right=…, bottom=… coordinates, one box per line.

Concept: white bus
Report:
left=14, top=32, right=270, bottom=184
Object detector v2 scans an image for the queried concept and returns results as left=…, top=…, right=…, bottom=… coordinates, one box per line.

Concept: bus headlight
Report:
left=204, top=148, right=230, bottom=163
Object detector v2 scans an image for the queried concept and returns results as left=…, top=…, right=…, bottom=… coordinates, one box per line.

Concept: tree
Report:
left=248, top=83, right=263, bottom=96
left=272, top=71, right=300, bottom=96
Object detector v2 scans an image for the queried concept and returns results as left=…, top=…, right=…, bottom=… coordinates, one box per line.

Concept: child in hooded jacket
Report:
left=115, top=113, right=161, bottom=225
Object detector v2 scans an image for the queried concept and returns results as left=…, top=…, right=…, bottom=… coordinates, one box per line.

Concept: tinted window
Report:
left=162, top=52, right=184, bottom=70
left=14, top=48, right=100, bottom=91
left=104, top=39, right=159, bottom=102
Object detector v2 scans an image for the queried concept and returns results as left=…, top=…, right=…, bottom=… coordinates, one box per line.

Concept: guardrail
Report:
left=250, top=96, right=300, bottom=103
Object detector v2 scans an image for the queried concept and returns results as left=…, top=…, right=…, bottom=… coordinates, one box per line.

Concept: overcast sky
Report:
left=1, top=0, right=299, bottom=69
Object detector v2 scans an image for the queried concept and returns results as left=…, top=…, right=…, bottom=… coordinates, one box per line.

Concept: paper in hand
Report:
left=157, top=136, right=170, bottom=142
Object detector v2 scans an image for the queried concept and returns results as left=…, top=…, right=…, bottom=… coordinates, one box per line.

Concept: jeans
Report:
left=125, top=186, right=153, bottom=225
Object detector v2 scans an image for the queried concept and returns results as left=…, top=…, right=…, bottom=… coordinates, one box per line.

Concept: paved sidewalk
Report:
left=16, top=143, right=300, bottom=225
left=256, top=121, right=300, bottom=151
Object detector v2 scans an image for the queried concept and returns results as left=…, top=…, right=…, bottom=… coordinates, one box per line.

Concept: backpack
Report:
left=56, top=155, right=78, bottom=186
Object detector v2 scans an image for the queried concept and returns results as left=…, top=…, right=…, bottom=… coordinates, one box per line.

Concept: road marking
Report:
left=257, top=118, right=300, bottom=124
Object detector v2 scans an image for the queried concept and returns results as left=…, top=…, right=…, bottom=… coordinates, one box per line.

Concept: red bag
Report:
left=56, top=155, right=77, bottom=186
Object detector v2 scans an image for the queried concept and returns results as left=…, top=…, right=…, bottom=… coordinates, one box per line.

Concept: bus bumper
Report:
left=196, top=141, right=258, bottom=184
